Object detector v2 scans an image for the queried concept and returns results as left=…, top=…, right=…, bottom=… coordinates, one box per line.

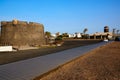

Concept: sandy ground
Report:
left=34, top=41, right=120, bottom=80
left=0, top=40, right=101, bottom=65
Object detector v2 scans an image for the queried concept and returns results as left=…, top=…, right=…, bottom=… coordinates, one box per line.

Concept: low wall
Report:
left=0, top=46, right=12, bottom=52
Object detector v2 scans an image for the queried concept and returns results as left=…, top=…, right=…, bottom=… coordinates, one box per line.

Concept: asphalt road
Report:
left=0, top=42, right=107, bottom=80
left=0, top=40, right=101, bottom=65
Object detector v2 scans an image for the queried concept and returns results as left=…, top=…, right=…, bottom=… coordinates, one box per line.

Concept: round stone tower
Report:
left=0, top=20, right=45, bottom=47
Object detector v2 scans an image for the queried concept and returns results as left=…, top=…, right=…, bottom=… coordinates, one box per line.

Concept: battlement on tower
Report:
left=1, top=20, right=43, bottom=27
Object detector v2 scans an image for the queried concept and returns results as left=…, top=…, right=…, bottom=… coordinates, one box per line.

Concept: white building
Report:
left=89, top=32, right=113, bottom=39
left=68, top=34, right=76, bottom=38
left=76, top=33, right=82, bottom=38
left=51, top=33, right=57, bottom=38
left=68, top=33, right=82, bottom=38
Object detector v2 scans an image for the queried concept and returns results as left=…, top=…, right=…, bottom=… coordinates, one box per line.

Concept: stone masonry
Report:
left=0, top=20, right=45, bottom=47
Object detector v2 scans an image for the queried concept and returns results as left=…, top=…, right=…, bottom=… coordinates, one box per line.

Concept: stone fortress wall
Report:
left=0, top=20, right=45, bottom=47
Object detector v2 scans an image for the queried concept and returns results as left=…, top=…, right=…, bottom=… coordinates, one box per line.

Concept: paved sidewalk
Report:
left=0, top=42, right=107, bottom=80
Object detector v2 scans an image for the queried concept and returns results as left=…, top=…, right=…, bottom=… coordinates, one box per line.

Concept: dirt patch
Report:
left=34, top=42, right=120, bottom=80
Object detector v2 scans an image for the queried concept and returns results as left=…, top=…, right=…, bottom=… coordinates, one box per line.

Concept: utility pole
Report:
left=112, top=28, right=116, bottom=39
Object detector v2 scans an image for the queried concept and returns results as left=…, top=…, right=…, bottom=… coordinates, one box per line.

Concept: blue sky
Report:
left=0, top=0, right=120, bottom=34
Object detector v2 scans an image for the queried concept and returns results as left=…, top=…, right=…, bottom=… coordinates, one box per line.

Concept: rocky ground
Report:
left=34, top=41, right=120, bottom=80
left=0, top=40, right=101, bottom=65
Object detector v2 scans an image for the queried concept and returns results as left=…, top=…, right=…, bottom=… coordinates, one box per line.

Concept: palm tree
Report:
left=117, top=30, right=120, bottom=35
left=62, top=33, right=69, bottom=37
left=113, top=28, right=116, bottom=39
left=45, top=31, right=51, bottom=44
left=113, top=28, right=116, bottom=34
left=83, top=28, right=88, bottom=34
left=82, top=28, right=88, bottom=39
left=45, top=31, right=51, bottom=38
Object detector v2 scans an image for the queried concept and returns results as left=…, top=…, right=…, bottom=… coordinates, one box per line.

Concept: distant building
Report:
left=75, top=32, right=82, bottom=38
left=51, top=33, right=57, bottom=38
left=89, top=32, right=113, bottom=39
left=68, top=33, right=82, bottom=38
left=68, top=34, right=76, bottom=38
left=0, top=20, right=45, bottom=47
left=89, top=26, right=113, bottom=40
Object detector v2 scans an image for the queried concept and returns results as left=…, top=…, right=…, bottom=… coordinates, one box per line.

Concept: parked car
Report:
left=115, top=37, right=120, bottom=41
left=103, top=39, right=108, bottom=42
